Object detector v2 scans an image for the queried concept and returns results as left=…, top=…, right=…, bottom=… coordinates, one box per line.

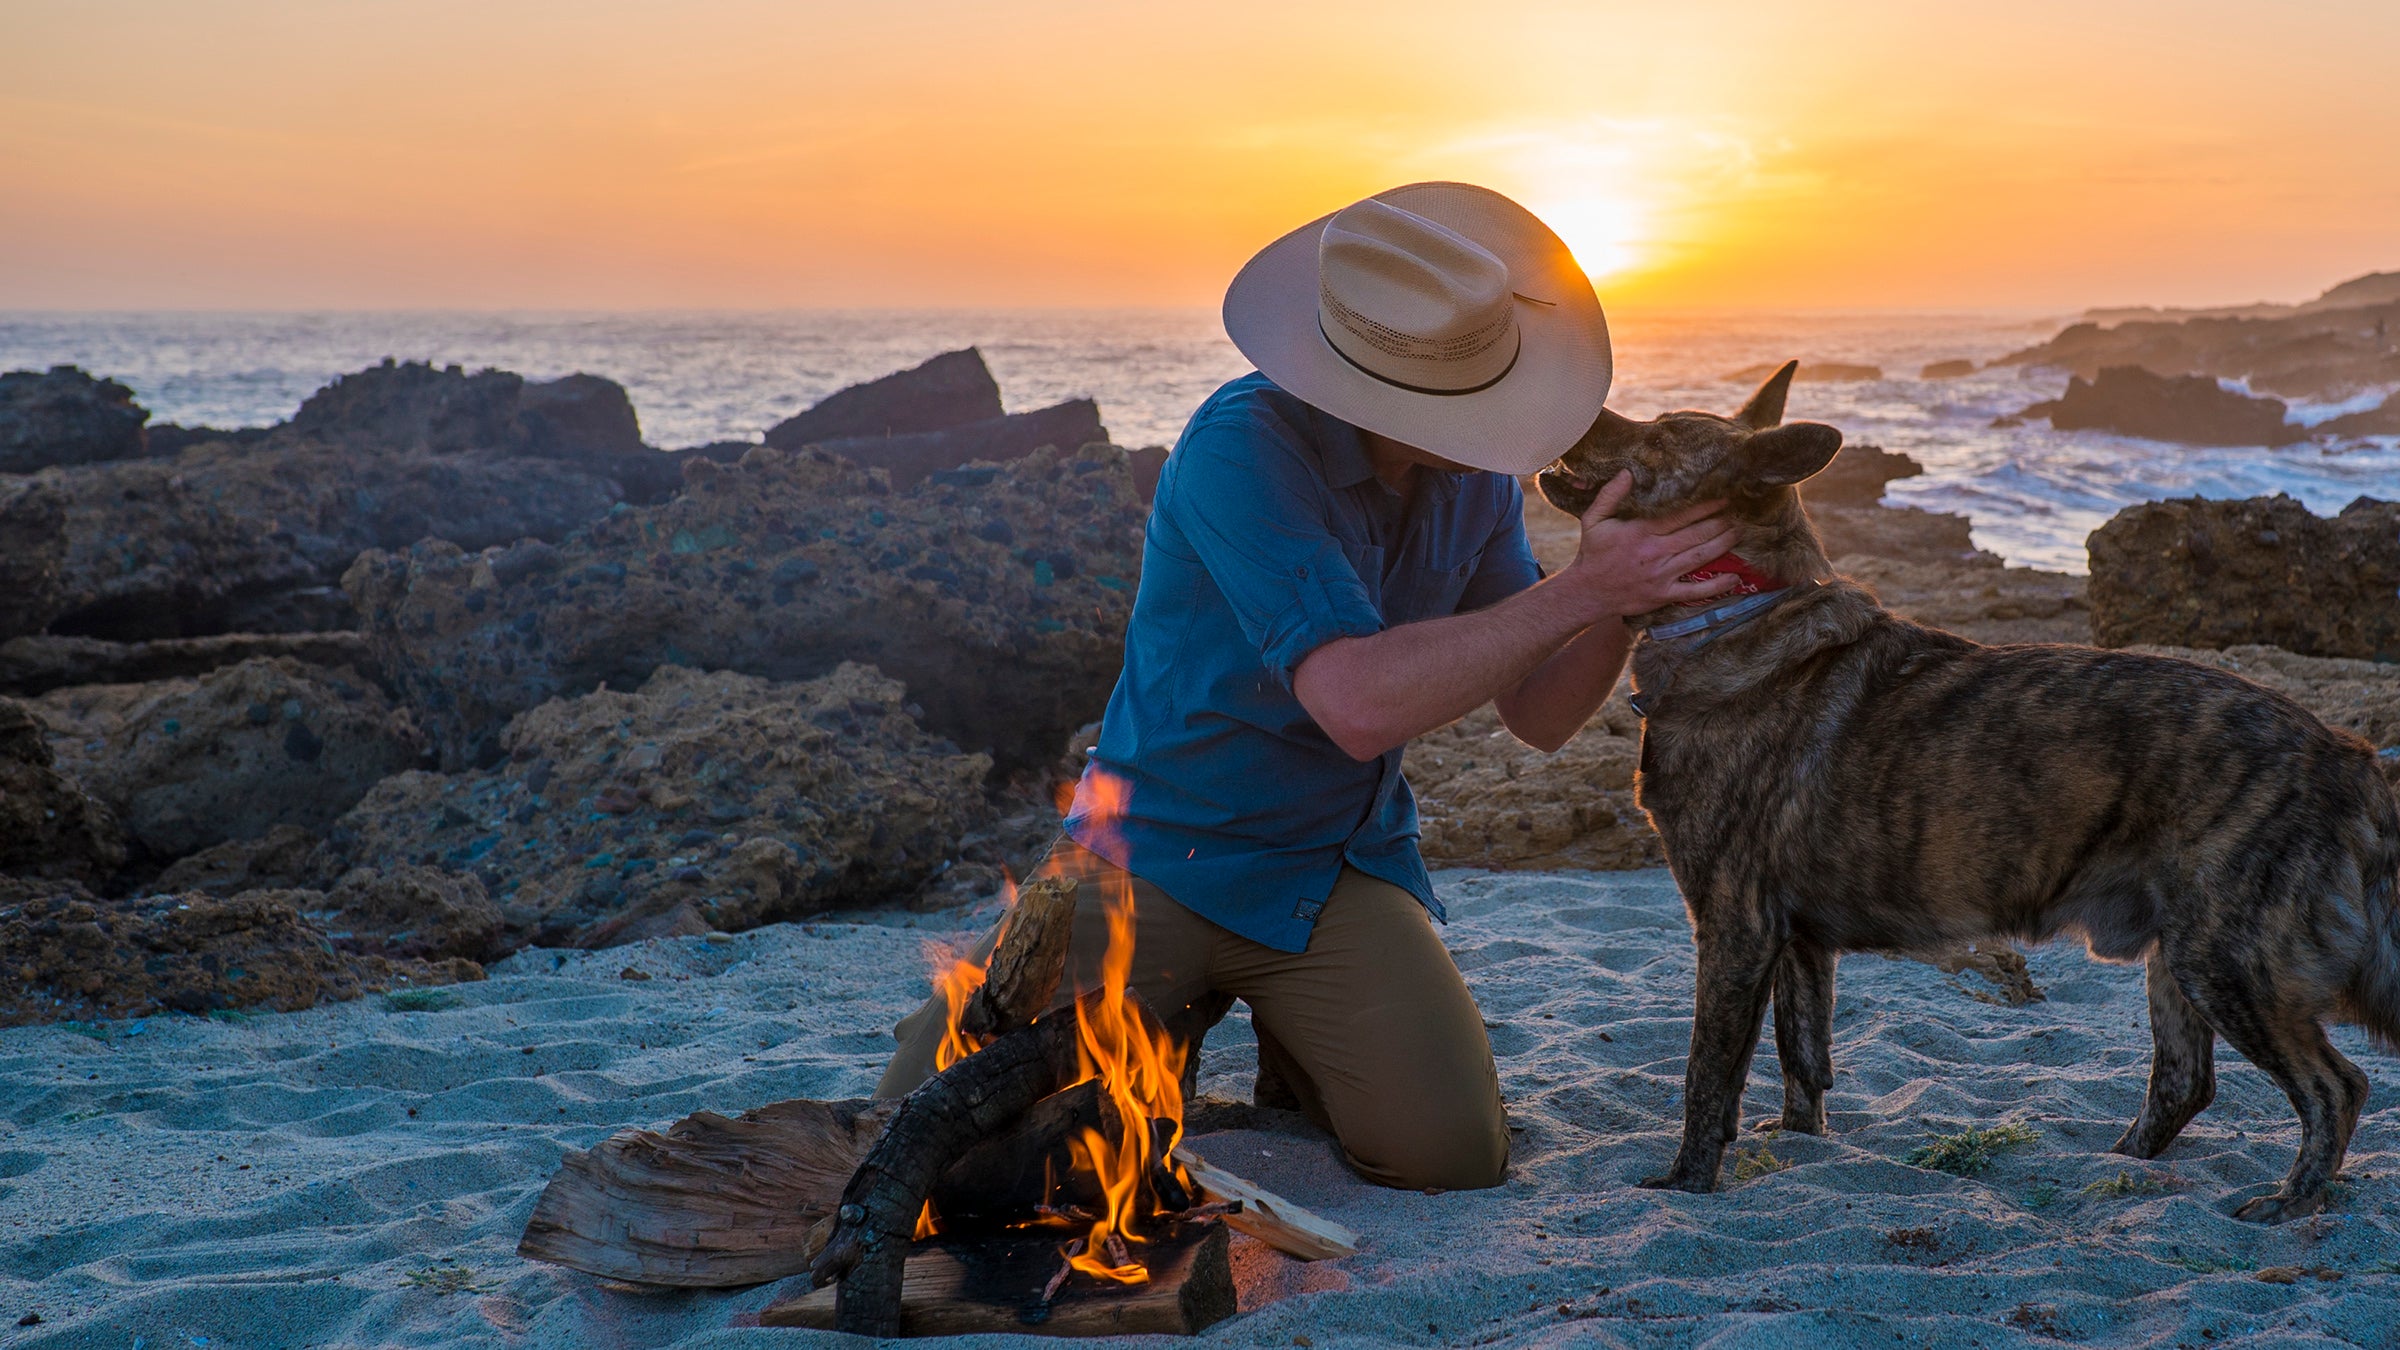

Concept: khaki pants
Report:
left=876, top=841, right=1509, bottom=1191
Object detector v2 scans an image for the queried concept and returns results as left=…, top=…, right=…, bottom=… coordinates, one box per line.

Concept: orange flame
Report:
left=918, top=767, right=1191, bottom=1286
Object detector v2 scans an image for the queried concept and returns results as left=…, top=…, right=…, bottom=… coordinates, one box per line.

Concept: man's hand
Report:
left=1554, top=470, right=1742, bottom=622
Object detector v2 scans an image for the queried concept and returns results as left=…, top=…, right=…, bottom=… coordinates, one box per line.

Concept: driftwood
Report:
left=516, top=1097, right=896, bottom=1287
left=1172, top=1146, right=1360, bottom=1261
left=762, top=1221, right=1235, bottom=1336
left=930, top=1078, right=1110, bottom=1228
left=959, top=873, right=1079, bottom=1038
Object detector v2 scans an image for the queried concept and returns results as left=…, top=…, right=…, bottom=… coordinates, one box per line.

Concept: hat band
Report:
left=1317, top=319, right=1522, bottom=397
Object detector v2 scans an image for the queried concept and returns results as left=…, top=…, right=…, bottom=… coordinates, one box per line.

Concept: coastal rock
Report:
left=1809, top=504, right=1990, bottom=567
left=150, top=824, right=325, bottom=898
left=0, top=477, right=69, bottom=642
left=2088, top=495, right=2399, bottom=661
left=763, top=348, right=1003, bottom=450
left=33, top=657, right=422, bottom=860
left=0, top=699, right=126, bottom=886
left=1993, top=295, right=2400, bottom=403
left=1413, top=698, right=1660, bottom=872
left=2017, top=366, right=2303, bottom=446
left=288, top=360, right=659, bottom=483
left=1728, top=361, right=1882, bottom=383
left=344, top=443, right=1143, bottom=772
left=43, top=437, right=625, bottom=640
left=0, top=631, right=378, bottom=698
left=1799, top=443, right=1924, bottom=507
left=2318, top=390, right=2400, bottom=438
left=0, top=880, right=481, bottom=1025
left=319, top=664, right=992, bottom=949
left=810, top=399, right=1108, bottom=491
left=306, top=864, right=507, bottom=963
left=0, top=366, right=149, bottom=472
left=1920, top=359, right=1977, bottom=379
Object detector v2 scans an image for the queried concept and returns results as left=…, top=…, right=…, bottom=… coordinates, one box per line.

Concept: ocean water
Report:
left=3, top=308, right=2395, bottom=574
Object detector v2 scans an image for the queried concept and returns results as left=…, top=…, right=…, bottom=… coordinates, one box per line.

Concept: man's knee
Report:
left=1337, top=1093, right=1510, bottom=1191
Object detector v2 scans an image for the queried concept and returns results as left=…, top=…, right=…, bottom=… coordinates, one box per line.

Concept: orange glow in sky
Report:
left=3, top=0, right=2395, bottom=311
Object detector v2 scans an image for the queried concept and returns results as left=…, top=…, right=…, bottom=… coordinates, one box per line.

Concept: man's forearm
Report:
left=1491, top=617, right=1630, bottom=752
left=1292, top=575, right=1607, bottom=760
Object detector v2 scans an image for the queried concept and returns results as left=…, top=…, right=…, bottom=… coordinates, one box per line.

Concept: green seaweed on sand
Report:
left=1905, top=1122, right=2038, bottom=1176
left=2082, top=1170, right=2171, bottom=1199
left=403, top=1260, right=496, bottom=1294
left=1732, top=1145, right=1790, bottom=1183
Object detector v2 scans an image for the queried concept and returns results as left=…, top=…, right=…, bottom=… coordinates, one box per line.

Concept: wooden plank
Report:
left=761, top=1222, right=1233, bottom=1337
left=1170, top=1146, right=1359, bottom=1261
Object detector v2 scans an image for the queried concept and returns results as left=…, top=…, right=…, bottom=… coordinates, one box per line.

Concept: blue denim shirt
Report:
left=1063, top=372, right=1544, bottom=952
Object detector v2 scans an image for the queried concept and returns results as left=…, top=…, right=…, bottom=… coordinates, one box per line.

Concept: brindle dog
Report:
left=1536, top=362, right=2400, bottom=1222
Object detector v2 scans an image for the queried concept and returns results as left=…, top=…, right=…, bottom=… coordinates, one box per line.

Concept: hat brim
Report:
left=1222, top=181, right=1612, bottom=476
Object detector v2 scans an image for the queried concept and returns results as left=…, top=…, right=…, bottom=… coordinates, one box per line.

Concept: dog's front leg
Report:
left=1643, top=925, right=1783, bottom=1193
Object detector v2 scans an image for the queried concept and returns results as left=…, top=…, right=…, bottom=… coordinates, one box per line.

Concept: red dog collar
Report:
left=1678, top=553, right=1784, bottom=605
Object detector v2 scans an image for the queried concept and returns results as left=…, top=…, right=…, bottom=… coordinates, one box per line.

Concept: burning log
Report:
left=958, top=873, right=1079, bottom=1039
left=761, top=1220, right=1234, bottom=1336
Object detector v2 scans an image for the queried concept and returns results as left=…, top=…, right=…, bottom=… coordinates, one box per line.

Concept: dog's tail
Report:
left=2349, top=790, right=2400, bottom=1052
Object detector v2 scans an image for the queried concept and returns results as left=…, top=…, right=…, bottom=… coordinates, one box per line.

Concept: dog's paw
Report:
left=1775, top=1110, right=1827, bottom=1137
left=2232, top=1190, right=2324, bottom=1225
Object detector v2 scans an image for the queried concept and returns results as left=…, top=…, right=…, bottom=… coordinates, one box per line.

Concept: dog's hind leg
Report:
left=2179, top=976, right=2370, bottom=1223
left=1644, top=923, right=1783, bottom=1193
left=2112, top=957, right=2216, bottom=1159
left=1770, top=939, right=1836, bottom=1136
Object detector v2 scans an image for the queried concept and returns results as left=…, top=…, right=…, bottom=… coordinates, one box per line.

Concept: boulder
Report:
left=0, top=879, right=480, bottom=1025
left=1920, top=359, right=1977, bottom=380
left=32, top=657, right=422, bottom=860
left=0, top=476, right=69, bottom=641
left=2087, top=495, right=2399, bottom=661
left=1728, top=361, right=1882, bottom=383
left=42, top=437, right=625, bottom=640
left=763, top=348, right=1003, bottom=450
left=0, top=631, right=378, bottom=698
left=1124, top=446, right=1167, bottom=503
left=1412, top=698, right=1659, bottom=872
left=0, top=699, right=126, bottom=885
left=305, top=864, right=506, bottom=963
left=150, top=824, right=326, bottom=898
left=810, top=399, right=1108, bottom=491
left=2018, top=366, right=2304, bottom=446
left=1993, top=302, right=2400, bottom=403
left=1810, top=504, right=1990, bottom=567
left=319, top=664, right=993, bottom=949
left=2318, top=390, right=2400, bottom=439
left=0, top=366, right=149, bottom=472
left=1799, top=443, right=1923, bottom=507
left=344, top=443, right=1144, bottom=772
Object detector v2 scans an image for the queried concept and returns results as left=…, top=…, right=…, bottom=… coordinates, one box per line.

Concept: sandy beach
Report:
left=6, top=867, right=2395, bottom=1349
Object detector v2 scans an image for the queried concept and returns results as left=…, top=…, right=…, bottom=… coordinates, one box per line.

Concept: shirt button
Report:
left=1294, top=565, right=1309, bottom=579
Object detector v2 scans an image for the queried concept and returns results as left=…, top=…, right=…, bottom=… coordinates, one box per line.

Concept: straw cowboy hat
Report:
left=1223, top=182, right=1612, bottom=476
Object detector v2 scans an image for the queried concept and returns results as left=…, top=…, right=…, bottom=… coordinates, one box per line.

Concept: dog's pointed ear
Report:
left=1741, top=421, right=1843, bottom=487
left=1736, top=360, right=1799, bottom=429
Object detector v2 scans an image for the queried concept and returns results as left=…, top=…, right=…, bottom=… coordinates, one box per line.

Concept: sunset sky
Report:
left=5, top=0, right=2395, bottom=312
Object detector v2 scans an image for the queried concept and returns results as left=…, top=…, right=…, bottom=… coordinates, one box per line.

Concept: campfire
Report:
left=517, top=768, right=1356, bottom=1337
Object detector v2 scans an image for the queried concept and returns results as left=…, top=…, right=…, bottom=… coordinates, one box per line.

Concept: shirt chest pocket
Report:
left=1341, top=541, right=1482, bottom=628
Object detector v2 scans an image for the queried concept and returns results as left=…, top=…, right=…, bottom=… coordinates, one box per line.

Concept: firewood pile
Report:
left=519, top=873, right=1357, bottom=1336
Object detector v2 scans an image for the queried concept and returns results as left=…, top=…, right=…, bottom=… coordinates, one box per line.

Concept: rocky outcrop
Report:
left=1920, top=360, right=1977, bottom=380
left=811, top=400, right=1109, bottom=491
left=0, top=631, right=377, bottom=698
left=0, top=366, right=149, bottom=472
left=1413, top=698, right=1658, bottom=872
left=150, top=824, right=325, bottom=898
left=0, top=477, right=69, bottom=642
left=764, top=348, right=1003, bottom=450
left=33, top=657, right=421, bottom=860
left=1800, top=443, right=1923, bottom=507
left=0, top=879, right=480, bottom=1025
left=0, top=700, right=126, bottom=886
left=1728, top=361, right=1882, bottom=383
left=305, top=864, right=506, bottom=963
left=2318, top=390, right=2400, bottom=438
left=2088, top=495, right=2399, bottom=661
left=2017, top=366, right=2304, bottom=446
left=320, top=664, right=992, bottom=949
left=1993, top=296, right=2400, bottom=403
left=43, top=437, right=625, bottom=640
left=344, top=443, right=1143, bottom=772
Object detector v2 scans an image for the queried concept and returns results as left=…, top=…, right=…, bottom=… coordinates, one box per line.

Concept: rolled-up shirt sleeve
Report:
left=1157, top=416, right=1385, bottom=689
left=1457, top=475, right=1545, bottom=612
